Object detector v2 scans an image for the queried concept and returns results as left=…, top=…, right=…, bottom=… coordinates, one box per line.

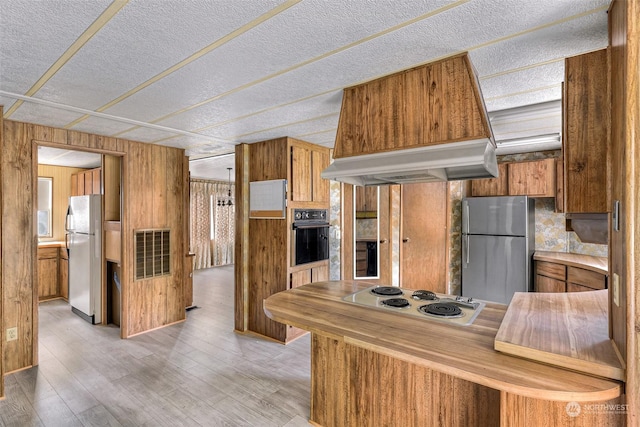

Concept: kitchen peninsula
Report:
left=264, top=281, right=623, bottom=427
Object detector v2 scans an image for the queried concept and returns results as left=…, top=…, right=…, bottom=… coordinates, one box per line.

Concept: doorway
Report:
left=35, top=145, right=122, bottom=328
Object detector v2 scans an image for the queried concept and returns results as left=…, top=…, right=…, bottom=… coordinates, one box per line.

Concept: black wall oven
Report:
left=292, top=209, right=330, bottom=266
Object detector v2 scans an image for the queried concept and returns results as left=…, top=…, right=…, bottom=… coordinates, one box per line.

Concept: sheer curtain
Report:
left=190, top=179, right=235, bottom=270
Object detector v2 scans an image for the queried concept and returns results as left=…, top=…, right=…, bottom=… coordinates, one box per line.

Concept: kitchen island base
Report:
left=311, top=334, right=623, bottom=427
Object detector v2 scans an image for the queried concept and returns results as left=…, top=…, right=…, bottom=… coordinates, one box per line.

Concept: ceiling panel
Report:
left=37, top=146, right=101, bottom=168
left=29, top=0, right=284, bottom=111
left=0, top=0, right=112, bottom=96
left=2, top=0, right=612, bottom=180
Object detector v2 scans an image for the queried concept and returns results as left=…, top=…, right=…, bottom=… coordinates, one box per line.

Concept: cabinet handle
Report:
left=380, top=239, right=388, bottom=244
left=402, top=237, right=410, bottom=243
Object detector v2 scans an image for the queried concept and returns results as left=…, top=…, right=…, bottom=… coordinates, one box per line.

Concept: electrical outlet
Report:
left=7, top=327, right=17, bottom=342
left=613, top=273, right=620, bottom=307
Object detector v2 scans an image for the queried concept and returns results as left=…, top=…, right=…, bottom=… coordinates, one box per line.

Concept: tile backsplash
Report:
left=534, top=198, right=608, bottom=257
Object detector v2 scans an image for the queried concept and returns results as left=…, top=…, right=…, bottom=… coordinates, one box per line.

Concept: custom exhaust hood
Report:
left=322, top=53, right=498, bottom=186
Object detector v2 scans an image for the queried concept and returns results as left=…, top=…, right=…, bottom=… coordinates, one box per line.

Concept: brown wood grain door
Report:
left=400, top=182, right=448, bottom=292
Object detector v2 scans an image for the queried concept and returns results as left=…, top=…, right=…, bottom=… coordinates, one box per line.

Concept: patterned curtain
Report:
left=190, top=179, right=235, bottom=270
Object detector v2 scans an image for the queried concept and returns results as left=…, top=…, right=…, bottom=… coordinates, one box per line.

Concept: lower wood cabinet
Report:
left=37, top=247, right=59, bottom=300
left=287, top=265, right=329, bottom=341
left=59, top=247, right=69, bottom=300
left=535, top=260, right=606, bottom=293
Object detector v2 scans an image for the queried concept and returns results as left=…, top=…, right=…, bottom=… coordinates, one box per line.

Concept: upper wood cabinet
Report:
left=508, top=158, right=556, bottom=197
left=71, top=167, right=101, bottom=196
left=471, top=163, right=508, bottom=197
left=562, top=48, right=610, bottom=213
left=470, top=159, right=556, bottom=198
left=290, top=143, right=330, bottom=203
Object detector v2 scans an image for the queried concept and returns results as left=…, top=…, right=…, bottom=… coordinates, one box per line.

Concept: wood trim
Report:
left=248, top=210, right=285, bottom=218
left=234, top=143, right=249, bottom=332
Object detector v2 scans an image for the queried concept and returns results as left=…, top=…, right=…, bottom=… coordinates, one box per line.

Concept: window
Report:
left=135, top=229, right=170, bottom=280
left=37, top=177, right=53, bottom=238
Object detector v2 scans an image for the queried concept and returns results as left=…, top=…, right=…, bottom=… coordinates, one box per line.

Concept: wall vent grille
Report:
left=135, top=229, right=170, bottom=280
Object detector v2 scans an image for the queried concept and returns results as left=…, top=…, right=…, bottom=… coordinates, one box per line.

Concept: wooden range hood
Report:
left=322, top=52, right=498, bottom=186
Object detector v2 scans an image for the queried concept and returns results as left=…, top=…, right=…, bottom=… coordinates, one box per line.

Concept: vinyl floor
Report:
left=0, top=265, right=312, bottom=426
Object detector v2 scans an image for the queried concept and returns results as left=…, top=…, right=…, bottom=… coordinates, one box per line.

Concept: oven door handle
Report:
left=292, top=223, right=330, bottom=230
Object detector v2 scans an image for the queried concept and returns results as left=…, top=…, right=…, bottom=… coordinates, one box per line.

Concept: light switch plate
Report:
left=7, top=327, right=17, bottom=341
left=613, top=273, right=620, bottom=307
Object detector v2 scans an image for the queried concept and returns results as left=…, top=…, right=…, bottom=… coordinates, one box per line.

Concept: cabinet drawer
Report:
left=567, top=267, right=606, bottom=290
left=38, top=247, right=59, bottom=259
left=535, top=275, right=566, bottom=293
left=536, top=261, right=566, bottom=280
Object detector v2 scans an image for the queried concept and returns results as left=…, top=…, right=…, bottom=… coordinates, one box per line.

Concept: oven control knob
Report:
left=295, top=212, right=302, bottom=220
left=303, top=212, right=309, bottom=219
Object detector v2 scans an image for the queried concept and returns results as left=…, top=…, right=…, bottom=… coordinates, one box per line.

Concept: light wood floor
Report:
left=0, top=265, right=312, bottom=426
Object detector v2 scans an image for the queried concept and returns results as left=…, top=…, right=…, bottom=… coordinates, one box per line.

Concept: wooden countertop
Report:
left=263, top=281, right=621, bottom=402
left=38, top=241, right=65, bottom=248
left=533, top=251, right=608, bottom=275
left=495, top=290, right=624, bottom=381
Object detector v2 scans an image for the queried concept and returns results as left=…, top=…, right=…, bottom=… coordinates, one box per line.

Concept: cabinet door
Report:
left=92, top=168, right=101, bottom=194
left=471, top=163, right=508, bottom=196
left=567, top=283, right=596, bottom=292
left=59, top=256, right=69, bottom=300
left=84, top=171, right=93, bottom=195
left=564, top=49, right=609, bottom=213
left=535, top=275, right=566, bottom=293
left=77, top=172, right=86, bottom=195
left=71, top=173, right=79, bottom=196
left=291, top=146, right=312, bottom=201
left=38, top=257, right=59, bottom=299
left=311, top=150, right=329, bottom=202
left=508, top=159, right=555, bottom=197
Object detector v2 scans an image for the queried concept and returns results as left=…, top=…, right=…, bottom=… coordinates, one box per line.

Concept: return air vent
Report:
left=135, top=229, right=170, bottom=280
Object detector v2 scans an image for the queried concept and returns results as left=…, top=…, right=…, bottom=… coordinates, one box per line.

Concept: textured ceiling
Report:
left=1, top=0, right=610, bottom=181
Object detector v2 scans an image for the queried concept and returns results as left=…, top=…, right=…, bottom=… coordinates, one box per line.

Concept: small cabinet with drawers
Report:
left=38, top=247, right=60, bottom=300
left=535, top=256, right=607, bottom=293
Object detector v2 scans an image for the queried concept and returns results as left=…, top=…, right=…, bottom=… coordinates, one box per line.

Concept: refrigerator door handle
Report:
left=465, top=234, right=470, bottom=265
left=463, top=201, right=470, bottom=234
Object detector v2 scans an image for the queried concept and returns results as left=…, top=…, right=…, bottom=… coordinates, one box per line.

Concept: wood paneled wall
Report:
left=0, top=106, right=4, bottom=399
left=37, top=164, right=88, bottom=241
left=609, top=0, right=639, bottom=424
left=1, top=120, right=189, bottom=384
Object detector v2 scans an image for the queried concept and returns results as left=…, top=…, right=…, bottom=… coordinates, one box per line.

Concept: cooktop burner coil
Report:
left=370, top=286, right=403, bottom=296
left=418, top=302, right=463, bottom=318
left=381, top=298, right=410, bottom=308
left=411, top=290, right=438, bottom=301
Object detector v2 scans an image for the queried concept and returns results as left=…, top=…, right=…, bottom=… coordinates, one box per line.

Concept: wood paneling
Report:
left=235, top=137, right=330, bottom=343
left=563, top=48, right=610, bottom=213
left=501, top=392, right=624, bottom=427
left=37, top=164, right=87, bottom=241
left=608, top=8, right=634, bottom=415
left=2, top=120, right=189, bottom=382
left=400, top=182, right=448, bottom=291
left=334, top=53, right=492, bottom=158
left=311, top=332, right=501, bottom=427
left=103, top=155, right=121, bottom=221
left=234, top=143, right=249, bottom=332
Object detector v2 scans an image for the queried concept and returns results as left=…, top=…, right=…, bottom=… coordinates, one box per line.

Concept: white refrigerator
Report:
left=66, top=195, right=102, bottom=324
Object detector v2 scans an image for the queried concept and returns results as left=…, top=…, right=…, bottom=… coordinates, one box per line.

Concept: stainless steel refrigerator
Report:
left=461, top=196, right=535, bottom=305
left=66, top=195, right=102, bottom=324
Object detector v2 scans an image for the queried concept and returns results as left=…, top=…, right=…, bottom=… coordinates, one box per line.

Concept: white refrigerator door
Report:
left=461, top=234, right=528, bottom=304
left=69, top=233, right=101, bottom=323
left=68, top=195, right=101, bottom=235
left=69, top=232, right=91, bottom=317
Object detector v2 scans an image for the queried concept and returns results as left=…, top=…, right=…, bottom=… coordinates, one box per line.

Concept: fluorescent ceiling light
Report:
left=495, top=133, right=561, bottom=155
